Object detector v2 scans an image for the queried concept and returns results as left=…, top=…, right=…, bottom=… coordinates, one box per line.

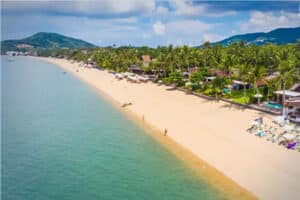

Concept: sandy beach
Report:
left=40, top=57, right=300, bottom=200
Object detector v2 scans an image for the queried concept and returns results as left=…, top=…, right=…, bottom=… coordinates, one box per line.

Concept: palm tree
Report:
left=276, top=59, right=297, bottom=115
left=238, top=64, right=251, bottom=104
left=211, top=76, right=228, bottom=99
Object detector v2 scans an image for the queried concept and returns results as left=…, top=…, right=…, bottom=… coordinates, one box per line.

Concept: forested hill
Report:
left=213, top=27, right=300, bottom=46
left=1, top=32, right=96, bottom=52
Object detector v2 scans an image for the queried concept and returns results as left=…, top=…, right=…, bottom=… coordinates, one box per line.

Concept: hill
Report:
left=1, top=32, right=96, bottom=52
left=213, top=27, right=300, bottom=46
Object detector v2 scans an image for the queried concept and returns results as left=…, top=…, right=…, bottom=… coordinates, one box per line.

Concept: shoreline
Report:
left=37, top=56, right=300, bottom=199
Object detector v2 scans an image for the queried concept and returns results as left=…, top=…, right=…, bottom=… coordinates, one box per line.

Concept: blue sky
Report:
left=1, top=0, right=300, bottom=47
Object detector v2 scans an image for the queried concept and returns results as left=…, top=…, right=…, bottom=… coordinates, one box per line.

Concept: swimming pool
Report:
left=223, top=88, right=231, bottom=93
left=265, top=102, right=283, bottom=110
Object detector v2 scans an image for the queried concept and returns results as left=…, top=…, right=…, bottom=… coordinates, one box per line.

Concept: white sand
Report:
left=40, top=57, right=300, bottom=200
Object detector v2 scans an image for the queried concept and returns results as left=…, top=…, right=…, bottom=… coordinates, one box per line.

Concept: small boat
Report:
left=63, top=71, right=67, bottom=74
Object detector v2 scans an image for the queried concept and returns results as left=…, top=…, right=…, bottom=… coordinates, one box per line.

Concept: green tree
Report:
left=211, top=76, right=229, bottom=99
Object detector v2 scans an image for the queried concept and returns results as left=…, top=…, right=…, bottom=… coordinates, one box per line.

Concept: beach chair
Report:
left=247, top=125, right=258, bottom=133
left=267, top=134, right=276, bottom=141
left=296, top=143, right=300, bottom=152
left=272, top=133, right=284, bottom=143
left=287, top=142, right=297, bottom=149
left=256, top=131, right=266, bottom=137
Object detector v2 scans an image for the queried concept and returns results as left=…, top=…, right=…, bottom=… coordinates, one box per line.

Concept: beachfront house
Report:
left=129, top=64, right=144, bottom=74
left=204, top=76, right=216, bottom=83
left=141, top=55, right=151, bottom=67
left=232, top=80, right=251, bottom=90
left=284, top=98, right=300, bottom=123
left=290, top=83, right=300, bottom=92
left=274, top=90, right=300, bottom=102
left=274, top=83, right=300, bottom=103
left=187, top=67, right=199, bottom=76
left=212, top=69, right=232, bottom=78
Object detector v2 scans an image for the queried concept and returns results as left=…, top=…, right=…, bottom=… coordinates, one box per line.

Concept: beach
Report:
left=40, top=57, right=300, bottom=200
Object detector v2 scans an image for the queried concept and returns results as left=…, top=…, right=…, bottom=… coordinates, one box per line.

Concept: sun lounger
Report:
left=267, top=134, right=276, bottom=141
left=287, top=142, right=297, bottom=149
left=272, top=133, right=284, bottom=143
left=247, top=125, right=258, bottom=133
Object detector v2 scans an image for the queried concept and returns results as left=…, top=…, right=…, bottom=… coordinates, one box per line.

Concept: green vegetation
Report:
left=1, top=32, right=96, bottom=53
left=31, top=38, right=300, bottom=105
left=213, top=27, right=300, bottom=46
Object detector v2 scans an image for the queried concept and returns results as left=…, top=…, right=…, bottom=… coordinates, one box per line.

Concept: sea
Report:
left=2, top=56, right=226, bottom=200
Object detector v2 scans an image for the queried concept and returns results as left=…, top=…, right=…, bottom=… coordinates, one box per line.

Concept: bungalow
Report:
left=16, top=44, right=33, bottom=49
left=204, top=76, right=216, bottom=82
left=232, top=80, right=251, bottom=90
left=212, top=69, right=232, bottom=78
left=284, top=98, right=300, bottom=123
left=274, top=83, right=300, bottom=101
left=141, top=55, right=151, bottom=67
left=274, top=90, right=300, bottom=101
left=181, top=67, right=199, bottom=78
left=290, top=83, right=300, bottom=92
left=188, top=67, right=199, bottom=74
left=129, top=64, right=144, bottom=74
left=256, top=79, right=268, bottom=87
left=256, top=72, right=279, bottom=87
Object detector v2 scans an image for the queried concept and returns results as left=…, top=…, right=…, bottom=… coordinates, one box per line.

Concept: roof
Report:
left=274, top=90, right=300, bottom=97
left=233, top=80, right=248, bottom=85
left=284, top=98, right=300, bottom=107
left=205, top=76, right=216, bottom=80
left=213, top=70, right=231, bottom=78
left=141, top=55, right=151, bottom=62
left=257, top=79, right=267, bottom=87
left=265, top=72, right=279, bottom=81
left=130, top=64, right=140, bottom=69
left=188, top=67, right=198, bottom=73
left=290, top=83, right=300, bottom=92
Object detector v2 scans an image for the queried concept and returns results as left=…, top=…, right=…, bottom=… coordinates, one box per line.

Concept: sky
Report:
left=1, top=0, right=300, bottom=47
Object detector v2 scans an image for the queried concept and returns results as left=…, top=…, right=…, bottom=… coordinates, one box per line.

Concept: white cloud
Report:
left=169, top=0, right=236, bottom=17
left=1, top=14, right=144, bottom=46
left=170, top=0, right=205, bottom=16
left=155, top=19, right=217, bottom=46
left=2, top=0, right=155, bottom=16
left=156, top=6, right=169, bottom=15
left=153, top=21, right=166, bottom=35
left=166, top=20, right=213, bottom=34
left=240, top=11, right=300, bottom=32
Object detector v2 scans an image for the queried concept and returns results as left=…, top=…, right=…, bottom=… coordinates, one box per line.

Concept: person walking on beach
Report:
left=164, top=128, right=168, bottom=136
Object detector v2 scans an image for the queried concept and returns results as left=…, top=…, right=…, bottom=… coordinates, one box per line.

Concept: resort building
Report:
left=204, top=76, right=216, bottom=83
left=284, top=98, right=300, bottom=123
left=212, top=69, right=232, bottom=78
left=274, top=83, right=300, bottom=103
left=141, top=55, right=151, bottom=67
left=129, top=64, right=144, bottom=74
left=16, top=44, right=33, bottom=48
left=232, top=80, right=251, bottom=90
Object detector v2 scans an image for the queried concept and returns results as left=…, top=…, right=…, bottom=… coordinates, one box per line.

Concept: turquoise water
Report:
left=266, top=102, right=283, bottom=110
left=2, top=56, right=225, bottom=200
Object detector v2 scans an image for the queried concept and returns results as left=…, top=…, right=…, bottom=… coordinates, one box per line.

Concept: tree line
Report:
left=37, top=40, right=300, bottom=103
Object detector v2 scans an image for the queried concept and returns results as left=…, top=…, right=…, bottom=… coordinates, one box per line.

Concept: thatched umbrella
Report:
left=254, top=93, right=263, bottom=105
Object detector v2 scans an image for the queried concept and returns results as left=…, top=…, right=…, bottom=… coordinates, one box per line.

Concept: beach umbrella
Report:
left=283, top=125, right=294, bottom=131
left=282, top=133, right=294, bottom=140
left=254, top=93, right=263, bottom=105
left=251, top=121, right=260, bottom=126
left=185, top=82, right=192, bottom=86
left=274, top=116, right=285, bottom=124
